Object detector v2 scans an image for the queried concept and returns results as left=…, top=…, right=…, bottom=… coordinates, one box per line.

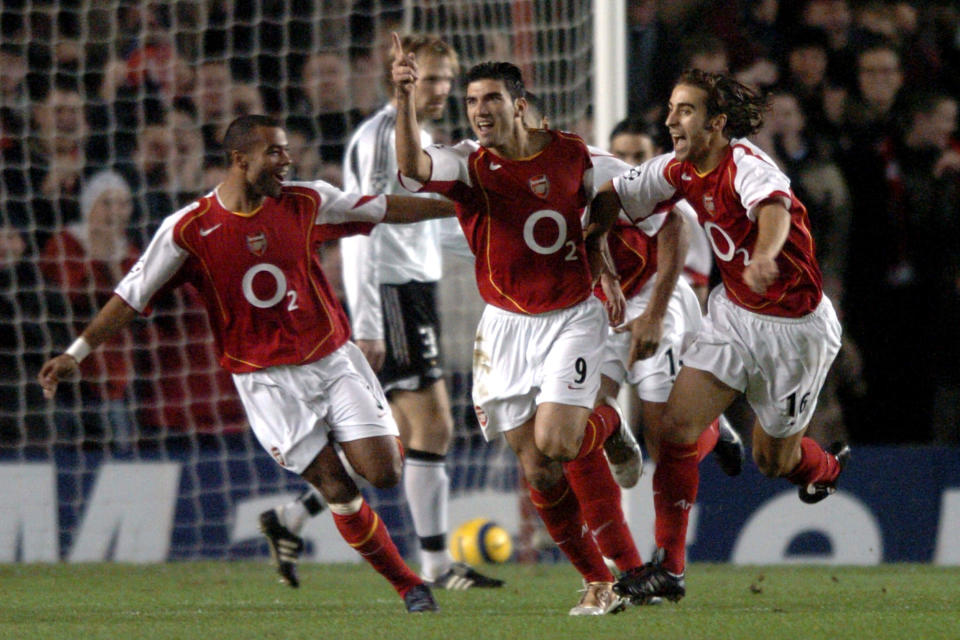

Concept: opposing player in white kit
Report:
left=38, top=115, right=458, bottom=613
left=590, top=70, right=849, bottom=604
left=262, top=35, right=502, bottom=592
left=393, top=35, right=643, bottom=615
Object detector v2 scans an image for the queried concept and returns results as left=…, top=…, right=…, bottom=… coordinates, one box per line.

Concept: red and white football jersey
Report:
left=612, top=138, right=822, bottom=317
left=399, top=130, right=595, bottom=314
left=115, top=181, right=386, bottom=373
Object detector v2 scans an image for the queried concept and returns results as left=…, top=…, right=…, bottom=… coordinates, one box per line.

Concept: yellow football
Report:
left=450, top=517, right=513, bottom=564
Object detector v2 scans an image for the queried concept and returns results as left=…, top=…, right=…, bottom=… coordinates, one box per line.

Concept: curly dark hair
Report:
left=677, top=69, right=769, bottom=138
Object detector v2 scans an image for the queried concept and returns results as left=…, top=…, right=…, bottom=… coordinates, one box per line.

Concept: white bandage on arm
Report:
left=65, top=337, right=92, bottom=363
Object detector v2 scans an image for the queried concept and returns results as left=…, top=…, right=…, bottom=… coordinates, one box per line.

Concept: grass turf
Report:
left=2, top=562, right=959, bottom=640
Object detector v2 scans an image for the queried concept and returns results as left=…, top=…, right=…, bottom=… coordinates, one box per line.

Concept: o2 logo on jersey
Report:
left=704, top=221, right=752, bottom=266
left=523, top=209, right=578, bottom=261
left=242, top=263, right=300, bottom=310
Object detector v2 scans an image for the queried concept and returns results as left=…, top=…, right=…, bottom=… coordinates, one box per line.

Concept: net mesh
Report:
left=0, top=0, right=593, bottom=562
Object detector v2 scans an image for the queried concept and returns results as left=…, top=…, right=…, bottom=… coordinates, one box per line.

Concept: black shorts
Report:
left=379, top=281, right=444, bottom=393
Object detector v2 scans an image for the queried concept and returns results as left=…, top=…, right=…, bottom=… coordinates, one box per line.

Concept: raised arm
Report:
left=392, top=32, right=433, bottom=183
left=38, top=294, right=138, bottom=399
left=744, top=201, right=791, bottom=295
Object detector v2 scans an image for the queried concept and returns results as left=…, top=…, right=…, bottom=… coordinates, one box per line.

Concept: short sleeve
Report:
left=731, top=147, right=792, bottom=221
left=115, top=208, right=192, bottom=314
left=612, top=153, right=677, bottom=223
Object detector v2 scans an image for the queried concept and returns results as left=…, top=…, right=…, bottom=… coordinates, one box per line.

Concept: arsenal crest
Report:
left=529, top=174, right=550, bottom=199
left=246, top=231, right=267, bottom=256
left=703, top=194, right=716, bottom=215
left=270, top=446, right=287, bottom=467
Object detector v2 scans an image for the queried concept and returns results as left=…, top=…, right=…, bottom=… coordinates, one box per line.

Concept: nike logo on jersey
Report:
left=200, top=223, right=223, bottom=236
left=681, top=173, right=692, bottom=181
left=489, top=162, right=502, bottom=170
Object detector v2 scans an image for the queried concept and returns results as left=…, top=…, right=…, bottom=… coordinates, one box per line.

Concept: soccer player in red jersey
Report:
left=392, top=34, right=641, bottom=615
left=38, top=114, right=456, bottom=613
left=591, top=69, right=849, bottom=604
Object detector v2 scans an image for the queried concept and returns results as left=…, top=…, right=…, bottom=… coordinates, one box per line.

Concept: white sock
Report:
left=404, top=456, right=451, bottom=579
left=279, top=499, right=310, bottom=534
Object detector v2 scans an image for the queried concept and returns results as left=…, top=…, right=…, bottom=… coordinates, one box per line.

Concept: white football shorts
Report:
left=472, top=297, right=606, bottom=440
left=233, top=341, right=399, bottom=474
left=600, top=277, right=703, bottom=403
left=681, top=286, right=842, bottom=438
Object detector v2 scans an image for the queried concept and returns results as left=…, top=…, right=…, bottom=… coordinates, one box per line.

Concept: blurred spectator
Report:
left=193, top=60, right=234, bottom=162
left=285, top=120, right=322, bottom=182
left=781, top=26, right=841, bottom=144
left=0, top=44, right=29, bottom=134
left=40, top=171, right=139, bottom=449
left=0, top=226, right=71, bottom=446
left=25, top=78, right=94, bottom=250
left=681, top=32, right=730, bottom=74
left=844, top=90, right=960, bottom=443
left=800, top=0, right=859, bottom=88
left=626, top=0, right=681, bottom=123
left=288, top=51, right=366, bottom=164
left=169, top=105, right=208, bottom=202
left=349, top=47, right=385, bottom=118
left=133, top=286, right=248, bottom=438
left=126, top=121, right=176, bottom=245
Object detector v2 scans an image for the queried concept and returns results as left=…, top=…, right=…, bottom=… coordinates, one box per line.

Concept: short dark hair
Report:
left=609, top=118, right=670, bottom=153
left=222, top=114, right=282, bottom=165
left=465, top=61, right=525, bottom=100
left=676, top=69, right=768, bottom=138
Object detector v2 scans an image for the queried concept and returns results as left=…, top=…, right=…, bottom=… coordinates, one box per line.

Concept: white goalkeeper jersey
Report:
left=339, top=103, right=462, bottom=341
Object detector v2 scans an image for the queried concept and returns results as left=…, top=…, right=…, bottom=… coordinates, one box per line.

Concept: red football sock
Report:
left=696, top=419, right=721, bottom=462
left=564, top=447, right=643, bottom=572
left=786, top=437, right=842, bottom=486
left=528, top=475, right=614, bottom=583
left=576, top=405, right=619, bottom=459
left=653, top=440, right=699, bottom=574
left=332, top=500, right=422, bottom=597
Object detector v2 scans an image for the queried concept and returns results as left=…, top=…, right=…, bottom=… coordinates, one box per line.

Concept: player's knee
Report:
left=752, top=450, right=790, bottom=478
left=659, top=410, right=700, bottom=445
left=534, top=428, right=578, bottom=462
left=364, top=461, right=402, bottom=489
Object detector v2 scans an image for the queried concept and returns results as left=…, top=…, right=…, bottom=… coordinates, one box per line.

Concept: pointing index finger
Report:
left=392, top=32, right=404, bottom=60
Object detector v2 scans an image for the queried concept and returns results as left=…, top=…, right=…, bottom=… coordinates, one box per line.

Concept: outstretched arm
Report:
left=744, top=201, right=790, bottom=295
left=392, top=32, right=433, bottom=183
left=38, top=294, right=138, bottom=399
left=382, top=195, right=456, bottom=223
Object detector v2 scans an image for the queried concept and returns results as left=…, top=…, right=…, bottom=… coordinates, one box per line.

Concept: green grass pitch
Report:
left=2, top=562, right=959, bottom=640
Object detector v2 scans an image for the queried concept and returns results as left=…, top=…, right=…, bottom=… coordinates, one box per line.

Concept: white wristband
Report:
left=65, top=337, right=92, bottom=363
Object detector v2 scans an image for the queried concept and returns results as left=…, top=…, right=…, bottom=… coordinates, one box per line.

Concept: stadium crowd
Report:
left=2, top=0, right=959, bottom=450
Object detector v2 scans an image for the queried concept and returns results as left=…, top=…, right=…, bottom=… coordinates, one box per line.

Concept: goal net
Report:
left=0, top=0, right=595, bottom=564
